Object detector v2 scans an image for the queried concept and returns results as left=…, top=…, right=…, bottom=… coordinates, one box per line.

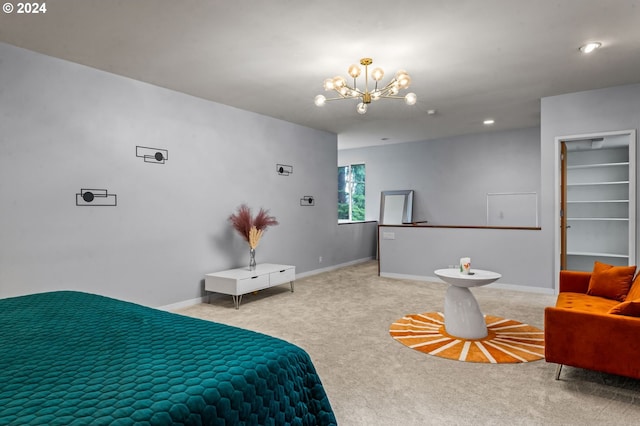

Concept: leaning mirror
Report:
left=380, top=190, right=414, bottom=224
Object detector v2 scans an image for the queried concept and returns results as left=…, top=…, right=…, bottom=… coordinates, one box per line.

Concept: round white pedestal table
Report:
left=434, top=268, right=502, bottom=339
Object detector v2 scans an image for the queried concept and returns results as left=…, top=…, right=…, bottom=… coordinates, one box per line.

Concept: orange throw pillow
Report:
left=626, top=273, right=640, bottom=301
left=608, top=300, right=640, bottom=317
left=587, top=261, right=636, bottom=302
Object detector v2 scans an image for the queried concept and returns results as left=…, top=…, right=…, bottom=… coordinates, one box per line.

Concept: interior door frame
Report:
left=560, top=142, right=567, bottom=270
left=554, top=129, right=637, bottom=283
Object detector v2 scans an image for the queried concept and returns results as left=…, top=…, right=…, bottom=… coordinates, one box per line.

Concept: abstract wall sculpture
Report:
left=300, top=196, right=315, bottom=206
left=277, top=164, right=293, bottom=176
left=136, top=146, right=168, bottom=164
left=76, top=189, right=117, bottom=206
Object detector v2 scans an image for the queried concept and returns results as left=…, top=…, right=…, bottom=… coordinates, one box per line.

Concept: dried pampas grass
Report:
left=229, top=204, right=278, bottom=248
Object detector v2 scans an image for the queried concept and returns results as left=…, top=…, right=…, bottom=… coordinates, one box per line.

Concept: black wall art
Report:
left=136, top=146, right=168, bottom=164
left=300, top=196, right=315, bottom=206
left=277, top=164, right=293, bottom=176
left=76, top=189, right=117, bottom=206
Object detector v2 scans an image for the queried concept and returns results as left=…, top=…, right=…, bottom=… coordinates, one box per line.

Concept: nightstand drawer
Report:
left=237, top=273, right=270, bottom=294
left=270, top=267, right=295, bottom=286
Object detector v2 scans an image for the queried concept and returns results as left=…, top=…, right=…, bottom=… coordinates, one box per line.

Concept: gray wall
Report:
left=379, top=226, right=549, bottom=291
left=0, top=43, right=375, bottom=307
left=541, top=83, right=640, bottom=286
left=340, top=127, right=549, bottom=289
left=339, top=127, right=541, bottom=225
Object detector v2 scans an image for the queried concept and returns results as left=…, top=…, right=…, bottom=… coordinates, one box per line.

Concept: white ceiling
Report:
left=1, top=0, right=639, bottom=150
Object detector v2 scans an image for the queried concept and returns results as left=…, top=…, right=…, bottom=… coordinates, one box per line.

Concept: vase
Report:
left=249, top=248, right=256, bottom=270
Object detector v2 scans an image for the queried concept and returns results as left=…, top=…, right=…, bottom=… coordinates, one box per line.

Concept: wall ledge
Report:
left=379, top=272, right=555, bottom=295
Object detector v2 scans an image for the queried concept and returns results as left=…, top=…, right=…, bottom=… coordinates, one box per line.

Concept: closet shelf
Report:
left=567, top=217, right=628, bottom=221
left=567, top=162, right=629, bottom=170
left=567, top=200, right=628, bottom=203
left=567, top=251, right=629, bottom=259
left=567, top=181, right=629, bottom=186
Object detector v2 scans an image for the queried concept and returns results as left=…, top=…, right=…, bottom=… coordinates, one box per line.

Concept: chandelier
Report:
left=314, top=58, right=417, bottom=114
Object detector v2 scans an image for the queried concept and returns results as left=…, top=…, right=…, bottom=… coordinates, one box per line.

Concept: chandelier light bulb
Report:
left=372, top=90, right=381, bottom=100
left=323, top=78, right=335, bottom=91
left=356, top=102, right=368, bottom=114
left=314, top=95, right=326, bottom=107
left=397, top=73, right=411, bottom=89
left=371, top=67, right=384, bottom=81
left=340, top=87, right=349, bottom=95
left=333, top=76, right=346, bottom=88
left=404, top=92, right=417, bottom=105
left=395, top=69, right=408, bottom=78
left=348, top=64, right=361, bottom=78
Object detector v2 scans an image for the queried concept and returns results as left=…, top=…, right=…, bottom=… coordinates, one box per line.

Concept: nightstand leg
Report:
left=232, top=295, right=242, bottom=310
left=290, top=281, right=294, bottom=292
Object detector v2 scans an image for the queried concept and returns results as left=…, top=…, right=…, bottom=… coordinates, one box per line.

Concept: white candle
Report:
left=460, top=257, right=471, bottom=274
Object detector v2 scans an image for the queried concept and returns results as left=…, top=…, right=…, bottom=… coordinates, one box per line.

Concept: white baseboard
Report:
left=159, top=257, right=375, bottom=311
left=379, top=272, right=555, bottom=295
left=157, top=295, right=210, bottom=311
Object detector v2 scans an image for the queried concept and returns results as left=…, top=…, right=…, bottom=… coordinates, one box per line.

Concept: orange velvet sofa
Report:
left=545, top=267, right=640, bottom=380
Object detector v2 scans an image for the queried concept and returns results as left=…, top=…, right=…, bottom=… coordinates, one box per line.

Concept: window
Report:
left=338, top=164, right=365, bottom=222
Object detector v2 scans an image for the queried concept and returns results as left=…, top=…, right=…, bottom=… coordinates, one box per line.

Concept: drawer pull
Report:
left=251, top=276, right=258, bottom=279
left=280, top=270, right=286, bottom=273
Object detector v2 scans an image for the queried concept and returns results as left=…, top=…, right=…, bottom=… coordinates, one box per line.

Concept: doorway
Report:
left=556, top=130, right=636, bottom=272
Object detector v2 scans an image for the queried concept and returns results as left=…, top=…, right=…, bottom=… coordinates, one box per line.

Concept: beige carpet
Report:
left=176, top=261, right=640, bottom=425
left=390, top=312, right=545, bottom=363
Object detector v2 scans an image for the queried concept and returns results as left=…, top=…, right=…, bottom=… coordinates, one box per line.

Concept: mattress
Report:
left=0, top=291, right=336, bottom=425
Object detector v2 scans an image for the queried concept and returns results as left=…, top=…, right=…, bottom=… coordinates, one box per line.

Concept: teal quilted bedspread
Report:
left=0, top=291, right=336, bottom=425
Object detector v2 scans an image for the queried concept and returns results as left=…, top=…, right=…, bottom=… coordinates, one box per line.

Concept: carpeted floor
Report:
left=176, top=261, right=640, bottom=425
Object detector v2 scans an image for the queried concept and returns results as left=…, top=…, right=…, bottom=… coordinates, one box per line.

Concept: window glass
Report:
left=338, top=164, right=365, bottom=222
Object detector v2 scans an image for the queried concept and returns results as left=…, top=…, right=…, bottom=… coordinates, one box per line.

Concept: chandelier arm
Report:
left=380, top=79, right=398, bottom=90
left=322, top=95, right=361, bottom=102
left=331, top=85, right=364, bottom=98
left=378, top=95, right=410, bottom=100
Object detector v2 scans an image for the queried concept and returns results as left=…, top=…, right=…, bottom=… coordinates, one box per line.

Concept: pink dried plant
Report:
left=253, top=208, right=279, bottom=231
left=229, top=204, right=278, bottom=244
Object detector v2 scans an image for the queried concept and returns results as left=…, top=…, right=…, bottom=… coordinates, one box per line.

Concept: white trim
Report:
left=379, top=272, right=555, bottom=295
left=157, top=296, right=209, bottom=311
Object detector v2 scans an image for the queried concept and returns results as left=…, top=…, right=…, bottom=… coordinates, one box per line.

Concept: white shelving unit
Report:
left=565, top=145, right=634, bottom=271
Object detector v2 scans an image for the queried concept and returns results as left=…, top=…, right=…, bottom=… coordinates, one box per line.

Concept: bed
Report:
left=0, top=291, right=336, bottom=425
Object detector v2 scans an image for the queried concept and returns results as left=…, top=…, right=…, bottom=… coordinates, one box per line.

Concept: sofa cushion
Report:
left=586, top=261, right=636, bottom=302
left=625, top=274, right=640, bottom=301
left=608, top=299, right=640, bottom=317
left=556, top=292, right=620, bottom=313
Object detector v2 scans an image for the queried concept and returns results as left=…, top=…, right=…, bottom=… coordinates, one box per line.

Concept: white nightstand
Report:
left=205, top=263, right=295, bottom=309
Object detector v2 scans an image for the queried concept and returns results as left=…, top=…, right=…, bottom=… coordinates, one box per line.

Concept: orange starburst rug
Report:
left=390, top=312, right=544, bottom=363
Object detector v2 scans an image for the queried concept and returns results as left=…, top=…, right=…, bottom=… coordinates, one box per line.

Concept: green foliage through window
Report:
left=338, top=164, right=365, bottom=221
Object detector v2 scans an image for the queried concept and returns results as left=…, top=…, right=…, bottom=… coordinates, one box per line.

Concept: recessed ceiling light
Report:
left=483, top=119, right=495, bottom=125
left=579, top=42, right=602, bottom=53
